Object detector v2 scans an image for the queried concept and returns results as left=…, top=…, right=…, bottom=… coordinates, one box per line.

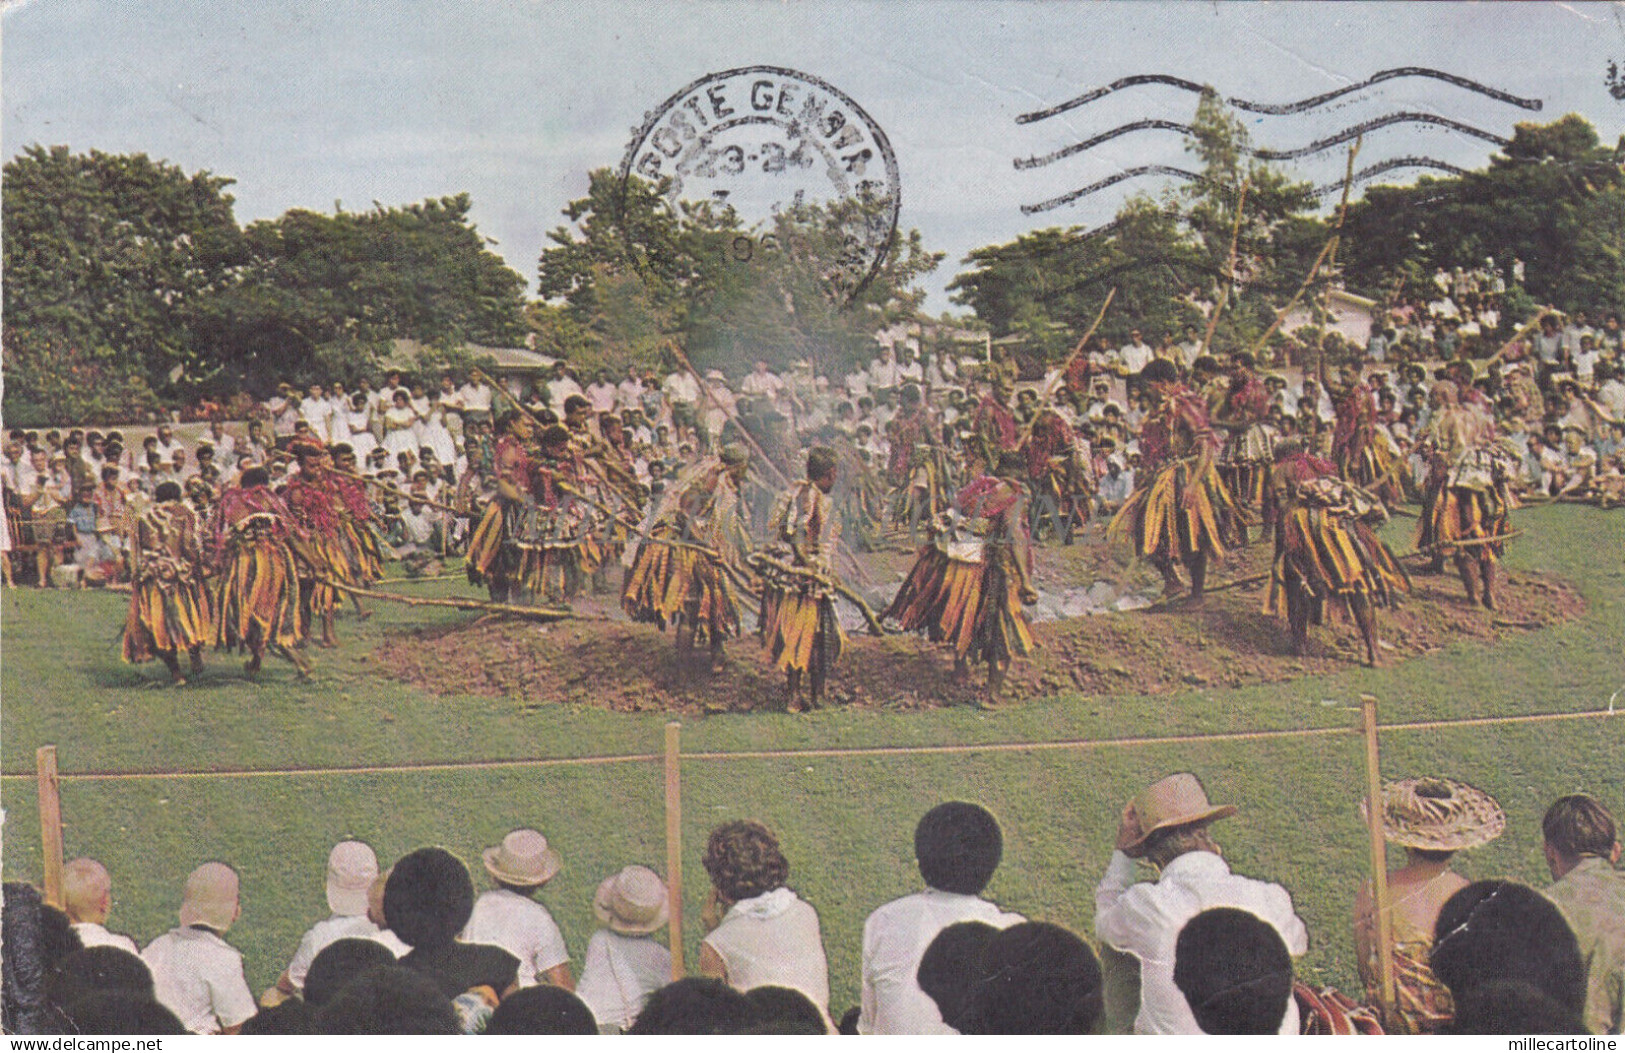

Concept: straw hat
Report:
left=1122, top=773, right=1237, bottom=854
left=592, top=865, right=670, bottom=935
left=1361, top=777, right=1505, bottom=851
left=482, top=829, right=562, bottom=887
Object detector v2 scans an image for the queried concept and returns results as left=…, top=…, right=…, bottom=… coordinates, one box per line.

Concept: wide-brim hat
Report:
left=482, top=829, right=562, bottom=887
left=1361, top=777, right=1505, bottom=851
left=592, top=865, right=669, bottom=935
left=326, top=840, right=380, bottom=917
left=1122, top=773, right=1237, bottom=854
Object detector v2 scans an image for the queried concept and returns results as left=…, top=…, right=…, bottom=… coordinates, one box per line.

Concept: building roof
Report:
left=384, top=339, right=556, bottom=374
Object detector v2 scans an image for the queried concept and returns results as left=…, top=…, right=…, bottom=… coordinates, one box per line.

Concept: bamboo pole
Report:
left=1199, top=180, right=1250, bottom=358
left=37, top=746, right=65, bottom=909
left=1015, top=288, right=1117, bottom=450
left=1360, top=695, right=1397, bottom=1020
left=317, top=578, right=603, bottom=622
left=664, top=721, right=685, bottom=980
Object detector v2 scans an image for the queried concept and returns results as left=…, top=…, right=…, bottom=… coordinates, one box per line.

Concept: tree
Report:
left=2, top=145, right=246, bottom=394
left=1341, top=115, right=1625, bottom=314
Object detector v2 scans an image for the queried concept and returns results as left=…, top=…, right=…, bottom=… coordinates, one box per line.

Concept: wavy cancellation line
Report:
left=1024, top=156, right=1473, bottom=216
left=1016, top=112, right=1507, bottom=171
left=1015, top=67, right=1543, bottom=126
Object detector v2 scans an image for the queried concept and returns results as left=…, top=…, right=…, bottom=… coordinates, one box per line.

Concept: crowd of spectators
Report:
left=3, top=783, right=1619, bottom=1035
left=4, top=289, right=1621, bottom=591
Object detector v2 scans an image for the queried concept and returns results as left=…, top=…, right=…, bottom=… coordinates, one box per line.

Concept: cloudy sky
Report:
left=5, top=1, right=1623, bottom=311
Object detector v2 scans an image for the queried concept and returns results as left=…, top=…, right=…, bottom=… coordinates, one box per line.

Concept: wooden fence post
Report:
left=664, top=722, right=684, bottom=980
left=1360, top=695, right=1397, bottom=1019
left=37, top=745, right=65, bottom=909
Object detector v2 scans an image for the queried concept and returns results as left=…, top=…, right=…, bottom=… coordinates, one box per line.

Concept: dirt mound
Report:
left=372, top=543, right=1585, bottom=714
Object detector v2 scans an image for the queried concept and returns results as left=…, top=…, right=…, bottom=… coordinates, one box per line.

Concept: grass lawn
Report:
left=2, top=502, right=1620, bottom=1012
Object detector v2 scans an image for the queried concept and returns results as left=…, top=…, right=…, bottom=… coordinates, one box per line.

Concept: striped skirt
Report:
left=214, top=537, right=304, bottom=652
left=1418, top=485, right=1510, bottom=561
left=1265, top=506, right=1409, bottom=623
left=758, top=586, right=845, bottom=675
left=122, top=575, right=212, bottom=662
left=621, top=526, right=740, bottom=640
left=884, top=544, right=1035, bottom=664
left=1110, top=457, right=1238, bottom=563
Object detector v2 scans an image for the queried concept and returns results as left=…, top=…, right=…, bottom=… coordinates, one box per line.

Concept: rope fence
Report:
left=16, top=702, right=1617, bottom=1024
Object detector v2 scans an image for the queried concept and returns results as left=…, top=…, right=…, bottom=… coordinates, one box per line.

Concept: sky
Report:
left=5, top=0, right=1624, bottom=313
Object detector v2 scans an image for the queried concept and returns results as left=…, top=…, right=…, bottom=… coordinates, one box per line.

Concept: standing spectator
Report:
left=663, top=362, right=701, bottom=437
left=616, top=365, right=645, bottom=412
left=141, top=863, right=256, bottom=1034
left=1541, top=794, right=1625, bottom=1034
left=587, top=369, right=619, bottom=414
left=272, top=840, right=404, bottom=1000
left=546, top=362, right=584, bottom=417
left=699, top=820, right=831, bottom=1024
left=300, top=384, right=334, bottom=444
left=460, top=829, right=573, bottom=989
left=1353, top=778, right=1504, bottom=1033
left=62, top=858, right=139, bottom=955
left=576, top=865, right=672, bottom=1032
left=1093, top=772, right=1309, bottom=1034
left=858, top=802, right=1024, bottom=1034
left=1118, top=328, right=1155, bottom=379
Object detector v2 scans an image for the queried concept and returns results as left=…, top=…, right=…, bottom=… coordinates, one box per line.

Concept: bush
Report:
left=1, top=329, right=163, bottom=426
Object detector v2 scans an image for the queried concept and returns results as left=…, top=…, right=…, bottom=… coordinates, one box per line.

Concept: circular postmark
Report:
left=618, top=65, right=900, bottom=302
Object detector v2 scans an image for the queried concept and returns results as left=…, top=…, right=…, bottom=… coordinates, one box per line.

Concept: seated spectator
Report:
left=859, top=801, right=1024, bottom=1034
left=55, top=992, right=187, bottom=1035
left=483, top=984, right=598, bottom=1035
left=48, top=946, right=154, bottom=1031
left=2, top=882, right=82, bottom=1034
left=140, top=862, right=256, bottom=1034
left=699, top=820, right=831, bottom=1023
left=1353, top=777, right=1504, bottom=1033
left=1431, top=880, right=1587, bottom=1032
left=629, top=976, right=756, bottom=1035
left=1540, top=793, right=1624, bottom=1034
left=958, top=921, right=1103, bottom=1034
left=1449, top=980, right=1587, bottom=1035
left=239, top=998, right=311, bottom=1035
left=273, top=840, right=402, bottom=1000
left=1094, top=772, right=1309, bottom=1034
left=744, top=985, right=829, bottom=1034
left=61, top=858, right=139, bottom=955
left=304, top=937, right=398, bottom=1009
left=384, top=847, right=520, bottom=1002
left=460, top=828, right=573, bottom=989
left=916, top=920, right=999, bottom=1032
left=310, top=964, right=460, bottom=1035
left=576, top=864, right=672, bottom=1033
left=1173, top=908, right=1293, bottom=1034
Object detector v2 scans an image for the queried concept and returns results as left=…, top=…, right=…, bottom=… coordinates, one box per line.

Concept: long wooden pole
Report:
left=318, top=578, right=601, bottom=622
left=1199, top=180, right=1250, bottom=358
left=1360, top=694, right=1397, bottom=1019
left=37, top=745, right=65, bottom=909
left=664, top=721, right=685, bottom=980
left=1015, top=287, right=1117, bottom=450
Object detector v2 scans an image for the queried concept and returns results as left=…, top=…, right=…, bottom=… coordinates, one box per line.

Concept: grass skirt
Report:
left=758, top=585, right=845, bottom=675
left=1418, top=485, right=1509, bottom=561
left=214, top=536, right=304, bottom=652
left=621, top=525, right=740, bottom=640
left=123, top=575, right=212, bottom=662
left=883, top=544, right=1035, bottom=664
left=1265, top=507, right=1409, bottom=625
left=1109, top=457, right=1237, bottom=562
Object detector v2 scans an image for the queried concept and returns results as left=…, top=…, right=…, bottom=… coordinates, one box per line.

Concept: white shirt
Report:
left=549, top=375, right=584, bottom=416
left=587, top=382, right=619, bottom=413
left=741, top=370, right=786, bottom=401
left=457, top=382, right=494, bottom=413
left=575, top=929, right=671, bottom=1030
left=459, top=888, right=570, bottom=987
left=1118, top=341, right=1154, bottom=374
left=858, top=888, right=1024, bottom=1035
left=1095, top=850, right=1307, bottom=1035
left=284, top=912, right=409, bottom=990
left=703, top=887, right=830, bottom=1017
left=617, top=378, right=645, bottom=409
left=663, top=371, right=700, bottom=406
left=73, top=920, right=140, bottom=956
left=142, top=926, right=257, bottom=1034
left=869, top=356, right=903, bottom=390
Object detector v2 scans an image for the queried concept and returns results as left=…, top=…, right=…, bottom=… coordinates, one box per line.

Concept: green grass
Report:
left=2, top=503, right=1620, bottom=1010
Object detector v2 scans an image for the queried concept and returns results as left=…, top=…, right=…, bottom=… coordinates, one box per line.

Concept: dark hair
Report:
left=917, top=920, right=999, bottom=1031
left=960, top=922, right=1102, bottom=1035
left=154, top=482, right=183, bottom=503
left=239, top=999, right=312, bottom=1035
left=741, top=985, right=826, bottom=1034
left=563, top=395, right=591, bottom=415
left=241, top=467, right=270, bottom=488
left=629, top=977, right=757, bottom=1035
left=1445, top=979, right=1586, bottom=1035
left=48, top=947, right=153, bottom=1009
left=483, top=985, right=598, bottom=1035
left=58, top=992, right=186, bottom=1035
left=1431, top=881, right=1585, bottom=1016
left=310, top=965, right=458, bottom=1035
left=805, top=446, right=838, bottom=481
left=1542, top=794, right=1617, bottom=858
left=1172, top=908, right=1293, bottom=1034
left=494, top=410, right=521, bottom=436
left=2, top=882, right=83, bottom=1035
left=702, top=821, right=789, bottom=902
left=915, top=802, right=1003, bottom=895
left=383, top=847, right=475, bottom=950
left=1141, top=360, right=1180, bottom=385
left=305, top=938, right=397, bottom=1008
